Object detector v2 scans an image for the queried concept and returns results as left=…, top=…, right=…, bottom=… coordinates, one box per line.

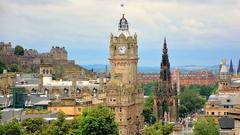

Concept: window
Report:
left=224, top=112, right=227, bottom=115
left=227, top=99, right=231, bottom=102
left=224, top=105, right=229, bottom=108
left=211, top=104, right=215, bottom=107
left=211, top=112, right=215, bottom=115
left=120, top=107, right=122, bottom=112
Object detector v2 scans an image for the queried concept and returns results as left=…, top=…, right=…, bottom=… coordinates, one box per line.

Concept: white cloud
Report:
left=0, top=0, right=239, bottom=50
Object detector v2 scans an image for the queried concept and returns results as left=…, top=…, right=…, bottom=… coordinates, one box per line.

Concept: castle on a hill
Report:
left=0, top=42, right=96, bottom=80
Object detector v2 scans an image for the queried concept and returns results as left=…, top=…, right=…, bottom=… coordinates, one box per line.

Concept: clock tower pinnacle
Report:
left=106, top=14, right=144, bottom=135
left=109, top=14, right=138, bottom=85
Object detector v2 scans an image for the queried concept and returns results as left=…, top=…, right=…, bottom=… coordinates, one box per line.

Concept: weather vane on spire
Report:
left=120, top=0, right=127, bottom=15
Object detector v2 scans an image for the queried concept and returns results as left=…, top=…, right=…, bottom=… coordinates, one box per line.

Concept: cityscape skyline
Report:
left=0, top=0, right=239, bottom=66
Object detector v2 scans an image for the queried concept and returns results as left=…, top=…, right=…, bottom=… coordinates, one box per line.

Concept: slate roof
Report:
left=218, top=117, right=234, bottom=129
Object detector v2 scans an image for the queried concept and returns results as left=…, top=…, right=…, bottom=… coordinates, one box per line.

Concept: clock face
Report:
left=118, top=46, right=126, bottom=54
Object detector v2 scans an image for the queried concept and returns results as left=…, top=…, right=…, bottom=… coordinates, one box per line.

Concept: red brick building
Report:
left=137, top=73, right=160, bottom=84
left=172, top=69, right=217, bottom=87
left=137, top=69, right=216, bottom=87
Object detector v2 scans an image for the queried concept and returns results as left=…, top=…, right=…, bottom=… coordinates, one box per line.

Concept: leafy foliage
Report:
left=21, top=118, right=47, bottom=134
left=144, top=122, right=173, bottom=135
left=0, top=107, right=119, bottom=135
left=143, top=94, right=156, bottom=125
left=72, top=106, right=119, bottom=135
left=193, top=117, right=219, bottom=135
left=179, top=84, right=218, bottom=118
left=8, top=64, right=19, bottom=72
left=43, top=111, right=71, bottom=135
left=0, top=60, right=6, bottom=74
left=0, top=124, right=5, bottom=135
left=14, top=45, right=24, bottom=56
left=143, top=83, right=155, bottom=96
left=4, top=119, right=23, bottom=135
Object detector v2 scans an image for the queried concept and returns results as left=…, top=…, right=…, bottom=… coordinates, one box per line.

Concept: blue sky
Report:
left=0, top=0, right=239, bottom=67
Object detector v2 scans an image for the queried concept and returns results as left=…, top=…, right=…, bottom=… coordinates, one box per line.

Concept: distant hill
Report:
left=82, top=64, right=221, bottom=73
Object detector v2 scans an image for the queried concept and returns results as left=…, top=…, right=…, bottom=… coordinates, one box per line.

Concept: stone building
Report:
left=0, top=42, right=95, bottom=80
left=218, top=59, right=240, bottom=93
left=105, top=14, right=144, bottom=135
left=137, top=73, right=160, bottom=84
left=50, top=46, right=67, bottom=61
left=0, top=70, right=16, bottom=95
left=153, top=38, right=178, bottom=122
left=205, top=59, right=240, bottom=126
left=171, top=69, right=216, bottom=87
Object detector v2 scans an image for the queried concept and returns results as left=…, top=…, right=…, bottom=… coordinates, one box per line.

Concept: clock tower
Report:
left=106, top=14, right=144, bottom=135
left=109, top=14, right=138, bottom=85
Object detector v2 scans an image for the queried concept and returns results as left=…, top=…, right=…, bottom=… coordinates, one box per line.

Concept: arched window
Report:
left=43, top=69, right=45, bottom=74
left=64, top=88, right=69, bottom=97
left=44, top=88, right=49, bottom=95
left=76, top=88, right=81, bottom=95
left=32, top=88, right=37, bottom=93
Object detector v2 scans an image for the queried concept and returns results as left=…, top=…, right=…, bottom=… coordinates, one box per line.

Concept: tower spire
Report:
left=237, top=59, right=240, bottom=75
left=160, top=37, right=170, bottom=81
left=162, top=37, right=168, bottom=55
left=229, top=59, right=234, bottom=74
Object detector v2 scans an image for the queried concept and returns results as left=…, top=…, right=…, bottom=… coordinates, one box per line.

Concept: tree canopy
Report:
left=14, top=45, right=24, bottom=56
left=143, top=83, right=155, bottom=96
left=193, top=117, right=219, bottom=135
left=0, top=60, right=6, bottom=74
left=8, top=64, right=19, bottom=72
left=144, top=122, right=173, bottom=135
left=21, top=118, right=47, bottom=134
left=179, top=84, right=217, bottom=118
left=72, top=106, right=119, bottom=135
left=143, top=94, right=156, bottom=125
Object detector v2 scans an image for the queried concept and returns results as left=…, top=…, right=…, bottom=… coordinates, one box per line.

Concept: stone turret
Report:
left=50, top=46, right=67, bottom=61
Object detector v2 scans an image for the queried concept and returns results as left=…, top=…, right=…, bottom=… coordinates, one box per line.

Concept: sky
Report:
left=0, top=0, right=240, bottom=67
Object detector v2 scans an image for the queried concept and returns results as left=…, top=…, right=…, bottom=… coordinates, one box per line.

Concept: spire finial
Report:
left=162, top=37, right=168, bottom=54
left=164, top=37, right=167, bottom=44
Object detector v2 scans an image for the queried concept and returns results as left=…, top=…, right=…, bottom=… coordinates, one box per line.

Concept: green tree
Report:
left=143, top=94, right=156, bottom=125
left=14, top=45, right=24, bottom=56
left=4, top=119, right=23, bottom=135
left=179, top=88, right=206, bottom=118
left=193, top=117, right=219, bottom=135
left=43, top=111, right=70, bottom=135
left=8, top=64, right=19, bottom=72
left=0, top=60, right=6, bottom=74
left=0, top=124, right=5, bottom=135
left=144, top=122, right=173, bottom=135
left=72, top=106, right=119, bottom=135
left=21, top=118, right=47, bottom=134
left=143, top=83, right=155, bottom=96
